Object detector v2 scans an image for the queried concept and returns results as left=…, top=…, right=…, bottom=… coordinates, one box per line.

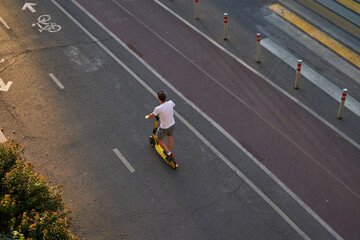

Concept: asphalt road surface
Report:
left=1, top=0, right=359, bottom=239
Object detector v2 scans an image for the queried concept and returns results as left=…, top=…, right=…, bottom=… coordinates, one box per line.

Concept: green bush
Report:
left=0, top=140, right=79, bottom=240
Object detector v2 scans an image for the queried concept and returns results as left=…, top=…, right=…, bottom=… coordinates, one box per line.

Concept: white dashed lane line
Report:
left=0, top=16, right=10, bottom=29
left=49, top=73, right=65, bottom=89
left=113, top=148, right=135, bottom=173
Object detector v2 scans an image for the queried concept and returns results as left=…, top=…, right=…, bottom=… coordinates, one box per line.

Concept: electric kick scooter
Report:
left=149, top=116, right=178, bottom=169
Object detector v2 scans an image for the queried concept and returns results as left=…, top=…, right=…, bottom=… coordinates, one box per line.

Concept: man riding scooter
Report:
left=145, top=91, right=175, bottom=160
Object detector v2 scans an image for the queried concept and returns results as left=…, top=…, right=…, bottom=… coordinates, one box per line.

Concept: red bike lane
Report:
left=75, top=0, right=360, bottom=238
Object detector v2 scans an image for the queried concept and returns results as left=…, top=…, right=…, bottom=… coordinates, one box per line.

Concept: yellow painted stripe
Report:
left=269, top=4, right=360, bottom=69
left=336, top=0, right=360, bottom=15
left=298, top=0, right=360, bottom=40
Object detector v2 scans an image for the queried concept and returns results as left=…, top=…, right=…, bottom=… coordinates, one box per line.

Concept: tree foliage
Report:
left=0, top=140, right=78, bottom=240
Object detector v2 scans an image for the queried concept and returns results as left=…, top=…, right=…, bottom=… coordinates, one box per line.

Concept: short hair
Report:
left=157, top=91, right=166, bottom=102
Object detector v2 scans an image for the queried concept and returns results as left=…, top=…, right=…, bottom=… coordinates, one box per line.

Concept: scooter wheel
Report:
left=170, top=160, right=178, bottom=169
left=149, top=136, right=155, bottom=147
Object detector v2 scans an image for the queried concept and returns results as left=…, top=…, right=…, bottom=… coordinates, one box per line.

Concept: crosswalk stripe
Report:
left=269, top=4, right=360, bottom=69
left=336, top=0, right=360, bottom=15
left=316, top=0, right=360, bottom=27
left=297, top=0, right=360, bottom=40
left=279, top=0, right=360, bottom=53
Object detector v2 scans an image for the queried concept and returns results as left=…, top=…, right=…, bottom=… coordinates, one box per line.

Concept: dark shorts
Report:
left=156, top=124, right=175, bottom=140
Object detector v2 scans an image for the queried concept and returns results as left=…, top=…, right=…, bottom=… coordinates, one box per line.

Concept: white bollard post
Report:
left=195, top=0, right=199, bottom=19
left=294, top=59, right=302, bottom=89
left=224, top=13, right=228, bottom=40
left=256, top=33, right=261, bottom=63
left=337, top=89, right=348, bottom=119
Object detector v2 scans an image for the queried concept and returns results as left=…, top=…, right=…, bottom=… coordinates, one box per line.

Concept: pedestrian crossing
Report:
left=336, top=0, right=360, bottom=15
left=298, top=0, right=360, bottom=38
left=279, top=0, right=360, bottom=53
left=261, top=0, right=360, bottom=116
left=270, top=3, right=360, bottom=69
left=317, top=0, right=360, bottom=26
left=267, top=0, right=360, bottom=69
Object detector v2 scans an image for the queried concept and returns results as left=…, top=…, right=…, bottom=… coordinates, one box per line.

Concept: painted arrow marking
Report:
left=0, top=131, right=6, bottom=143
left=0, top=78, right=12, bottom=92
left=22, top=3, right=37, bottom=13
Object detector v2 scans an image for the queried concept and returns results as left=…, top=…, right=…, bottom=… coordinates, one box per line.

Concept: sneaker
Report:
left=166, top=153, right=175, bottom=160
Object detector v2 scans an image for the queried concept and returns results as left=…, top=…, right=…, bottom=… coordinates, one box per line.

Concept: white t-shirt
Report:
left=153, top=100, right=175, bottom=129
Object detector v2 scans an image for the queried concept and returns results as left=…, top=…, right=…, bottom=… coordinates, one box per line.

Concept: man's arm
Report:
left=145, top=113, right=155, bottom=119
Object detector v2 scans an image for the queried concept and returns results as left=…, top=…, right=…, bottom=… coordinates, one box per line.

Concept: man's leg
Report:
left=167, top=135, right=173, bottom=152
left=157, top=128, right=169, bottom=154
left=157, top=127, right=174, bottom=159
left=157, top=138, right=170, bottom=154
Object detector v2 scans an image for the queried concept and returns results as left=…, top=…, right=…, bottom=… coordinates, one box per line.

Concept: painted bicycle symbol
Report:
left=32, top=15, right=61, bottom=33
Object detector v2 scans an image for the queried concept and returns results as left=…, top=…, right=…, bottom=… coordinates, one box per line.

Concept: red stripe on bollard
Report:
left=338, top=88, right=348, bottom=119
left=297, top=62, right=302, bottom=72
left=223, top=13, right=228, bottom=40
left=294, top=59, right=302, bottom=89
left=256, top=33, right=261, bottom=63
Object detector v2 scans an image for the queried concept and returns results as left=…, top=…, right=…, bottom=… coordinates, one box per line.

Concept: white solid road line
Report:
left=113, top=148, right=135, bottom=173
left=52, top=0, right=312, bottom=238
left=49, top=73, right=64, bottom=89
left=0, top=131, right=7, bottom=143
left=0, top=16, right=10, bottom=29
left=261, top=37, right=360, bottom=118
left=174, top=113, right=311, bottom=240
left=154, top=1, right=345, bottom=239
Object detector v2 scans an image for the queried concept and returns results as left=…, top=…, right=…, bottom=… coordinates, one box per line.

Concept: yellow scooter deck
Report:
left=150, top=116, right=178, bottom=169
